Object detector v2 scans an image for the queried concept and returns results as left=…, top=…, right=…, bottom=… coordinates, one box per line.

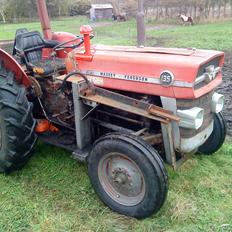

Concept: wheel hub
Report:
left=98, top=152, right=145, bottom=206
left=112, top=168, right=128, bottom=184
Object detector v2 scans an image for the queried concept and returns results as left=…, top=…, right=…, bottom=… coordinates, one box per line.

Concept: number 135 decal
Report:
left=160, top=71, right=174, bottom=86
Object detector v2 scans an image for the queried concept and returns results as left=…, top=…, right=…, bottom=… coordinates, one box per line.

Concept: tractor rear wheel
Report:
left=0, top=63, right=37, bottom=173
left=198, top=112, right=226, bottom=155
left=88, top=133, right=168, bottom=219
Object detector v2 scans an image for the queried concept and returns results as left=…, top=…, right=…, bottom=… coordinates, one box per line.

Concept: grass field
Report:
left=1, top=142, right=232, bottom=232
left=0, top=17, right=232, bottom=231
left=1, top=17, right=232, bottom=49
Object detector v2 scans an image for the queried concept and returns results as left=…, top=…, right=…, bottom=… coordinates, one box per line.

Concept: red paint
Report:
left=78, top=25, right=93, bottom=61
left=0, top=49, right=31, bottom=87
left=36, top=119, right=59, bottom=133
left=35, top=1, right=223, bottom=100
left=52, top=32, right=79, bottom=58
left=67, top=43, right=224, bottom=99
left=42, top=32, right=78, bottom=59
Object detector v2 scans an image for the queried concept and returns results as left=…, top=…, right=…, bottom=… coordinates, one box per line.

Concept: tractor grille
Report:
left=177, top=91, right=214, bottom=138
left=194, top=57, right=221, bottom=90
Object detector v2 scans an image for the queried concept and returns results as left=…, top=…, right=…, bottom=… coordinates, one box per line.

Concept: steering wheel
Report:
left=53, top=36, right=84, bottom=52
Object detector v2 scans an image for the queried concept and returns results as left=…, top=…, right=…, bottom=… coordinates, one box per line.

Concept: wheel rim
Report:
left=98, top=152, right=146, bottom=206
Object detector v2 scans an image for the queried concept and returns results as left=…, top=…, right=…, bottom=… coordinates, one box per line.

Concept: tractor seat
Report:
left=14, top=31, right=66, bottom=76
left=13, top=28, right=29, bottom=58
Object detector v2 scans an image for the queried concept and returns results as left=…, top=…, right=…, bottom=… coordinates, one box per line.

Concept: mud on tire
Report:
left=0, top=62, right=37, bottom=173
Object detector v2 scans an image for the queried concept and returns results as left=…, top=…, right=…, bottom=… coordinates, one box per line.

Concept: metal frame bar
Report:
left=161, top=96, right=194, bottom=169
left=72, top=83, right=92, bottom=150
left=71, top=77, right=181, bottom=169
left=161, top=123, right=177, bottom=169
left=161, top=96, right=181, bottom=150
left=79, top=84, right=179, bottom=124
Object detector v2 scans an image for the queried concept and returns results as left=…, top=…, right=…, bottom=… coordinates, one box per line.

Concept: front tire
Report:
left=0, top=63, right=37, bottom=173
left=88, top=133, right=168, bottom=219
left=198, top=112, right=226, bottom=155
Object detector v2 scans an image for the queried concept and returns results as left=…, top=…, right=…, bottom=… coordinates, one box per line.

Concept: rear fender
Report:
left=0, top=48, right=31, bottom=87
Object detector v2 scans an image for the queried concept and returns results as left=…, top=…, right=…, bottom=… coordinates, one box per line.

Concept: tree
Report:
left=223, top=0, right=229, bottom=17
left=0, top=0, right=7, bottom=23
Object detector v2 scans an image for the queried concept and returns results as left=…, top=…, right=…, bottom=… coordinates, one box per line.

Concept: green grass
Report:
left=1, top=17, right=232, bottom=231
left=1, top=17, right=232, bottom=50
left=0, top=17, right=137, bottom=46
left=148, top=21, right=232, bottom=50
left=1, top=142, right=232, bottom=232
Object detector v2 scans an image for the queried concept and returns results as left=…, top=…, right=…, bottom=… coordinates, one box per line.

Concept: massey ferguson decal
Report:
left=82, top=70, right=193, bottom=88
left=84, top=70, right=149, bottom=83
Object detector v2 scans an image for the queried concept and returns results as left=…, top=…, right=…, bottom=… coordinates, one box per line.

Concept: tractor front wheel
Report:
left=0, top=63, right=37, bottom=173
left=198, top=112, right=226, bottom=155
left=88, top=133, right=168, bottom=219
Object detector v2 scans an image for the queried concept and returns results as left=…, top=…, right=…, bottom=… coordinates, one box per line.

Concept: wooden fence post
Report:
left=137, top=0, right=146, bottom=47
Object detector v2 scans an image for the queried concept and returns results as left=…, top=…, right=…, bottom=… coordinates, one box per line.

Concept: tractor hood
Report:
left=66, top=45, right=224, bottom=99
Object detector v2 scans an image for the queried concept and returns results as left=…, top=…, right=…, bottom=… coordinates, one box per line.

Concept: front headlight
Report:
left=177, top=107, right=204, bottom=130
left=211, top=93, right=224, bottom=113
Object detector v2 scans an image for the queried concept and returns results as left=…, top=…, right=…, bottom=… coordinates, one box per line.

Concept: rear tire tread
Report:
left=0, top=63, right=37, bottom=173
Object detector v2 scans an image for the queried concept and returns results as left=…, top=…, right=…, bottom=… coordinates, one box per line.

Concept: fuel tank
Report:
left=66, top=45, right=224, bottom=99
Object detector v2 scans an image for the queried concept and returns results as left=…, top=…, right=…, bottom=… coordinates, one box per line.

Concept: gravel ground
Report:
left=218, top=52, right=232, bottom=135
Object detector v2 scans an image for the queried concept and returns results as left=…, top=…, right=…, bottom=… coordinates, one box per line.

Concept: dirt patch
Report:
left=218, top=52, right=232, bottom=135
left=0, top=40, right=13, bottom=46
left=149, top=37, right=172, bottom=47
left=91, top=22, right=115, bottom=28
left=147, top=25, right=178, bottom=47
left=146, top=24, right=177, bottom=31
left=0, top=41, right=13, bottom=53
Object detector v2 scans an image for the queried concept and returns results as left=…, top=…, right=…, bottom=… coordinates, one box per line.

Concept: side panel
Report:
left=0, top=49, right=30, bottom=87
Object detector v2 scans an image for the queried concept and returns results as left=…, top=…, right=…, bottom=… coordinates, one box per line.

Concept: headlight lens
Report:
left=177, top=107, right=204, bottom=130
left=211, top=93, right=224, bottom=113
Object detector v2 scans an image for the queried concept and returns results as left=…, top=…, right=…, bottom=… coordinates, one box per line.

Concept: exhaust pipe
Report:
left=36, top=0, right=52, bottom=39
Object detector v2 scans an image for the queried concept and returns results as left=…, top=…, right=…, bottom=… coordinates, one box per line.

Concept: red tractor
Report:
left=0, top=0, right=226, bottom=218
